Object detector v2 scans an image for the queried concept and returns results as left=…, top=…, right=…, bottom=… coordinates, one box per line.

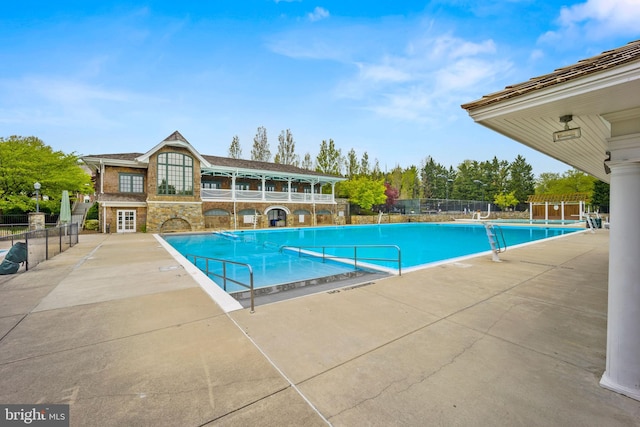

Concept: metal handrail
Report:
left=186, top=254, right=255, bottom=313
left=280, top=244, right=402, bottom=276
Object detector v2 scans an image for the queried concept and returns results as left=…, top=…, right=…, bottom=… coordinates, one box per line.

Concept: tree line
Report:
left=230, top=126, right=610, bottom=211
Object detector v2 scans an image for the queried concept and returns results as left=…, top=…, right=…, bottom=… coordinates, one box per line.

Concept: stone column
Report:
left=29, top=212, right=45, bottom=230
left=600, top=131, right=640, bottom=400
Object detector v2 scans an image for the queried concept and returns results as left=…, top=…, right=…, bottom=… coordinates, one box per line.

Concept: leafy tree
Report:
left=274, top=129, right=299, bottom=166
left=228, top=135, right=242, bottom=159
left=360, top=152, right=370, bottom=176
left=371, top=159, right=383, bottom=180
left=340, top=176, right=386, bottom=211
left=401, top=165, right=420, bottom=199
left=384, top=182, right=399, bottom=209
left=0, top=136, right=94, bottom=213
left=345, top=149, right=359, bottom=179
left=535, top=169, right=595, bottom=195
left=250, top=126, right=271, bottom=162
left=301, top=153, right=313, bottom=170
left=316, top=139, right=343, bottom=176
left=535, top=172, right=561, bottom=194
left=388, top=166, right=403, bottom=196
left=494, top=191, right=519, bottom=211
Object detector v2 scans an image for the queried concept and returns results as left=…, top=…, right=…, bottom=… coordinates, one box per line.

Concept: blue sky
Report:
left=2, top=1, right=639, bottom=177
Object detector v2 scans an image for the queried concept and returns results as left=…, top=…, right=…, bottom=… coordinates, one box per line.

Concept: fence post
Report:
left=25, top=232, right=29, bottom=271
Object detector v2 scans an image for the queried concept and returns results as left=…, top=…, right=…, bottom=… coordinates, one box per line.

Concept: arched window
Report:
left=157, top=152, right=193, bottom=195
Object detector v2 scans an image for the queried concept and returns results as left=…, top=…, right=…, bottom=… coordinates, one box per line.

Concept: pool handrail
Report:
left=186, top=254, right=255, bottom=313
left=280, top=244, right=402, bottom=276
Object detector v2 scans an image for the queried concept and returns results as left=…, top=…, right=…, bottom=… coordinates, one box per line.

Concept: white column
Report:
left=331, top=182, right=336, bottom=202
left=600, top=132, right=640, bottom=400
left=561, top=201, right=565, bottom=221
left=287, top=178, right=292, bottom=202
left=529, top=202, right=533, bottom=221
left=261, top=175, right=266, bottom=201
left=231, top=173, right=236, bottom=201
left=544, top=201, right=549, bottom=221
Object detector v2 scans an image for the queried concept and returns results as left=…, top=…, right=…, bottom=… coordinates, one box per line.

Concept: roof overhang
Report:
left=81, top=156, right=146, bottom=172
left=201, top=165, right=346, bottom=184
left=462, top=42, right=640, bottom=183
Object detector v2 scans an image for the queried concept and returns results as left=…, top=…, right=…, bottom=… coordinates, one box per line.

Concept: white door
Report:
left=117, top=210, right=136, bottom=233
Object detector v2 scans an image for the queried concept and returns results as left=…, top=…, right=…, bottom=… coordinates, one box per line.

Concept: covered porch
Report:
left=462, top=40, right=640, bottom=400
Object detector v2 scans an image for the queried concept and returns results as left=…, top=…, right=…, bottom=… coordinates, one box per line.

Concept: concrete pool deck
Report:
left=1, top=229, right=639, bottom=425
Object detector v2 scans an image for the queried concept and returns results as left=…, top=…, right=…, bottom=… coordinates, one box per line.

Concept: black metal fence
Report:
left=0, top=214, right=61, bottom=238
left=0, top=223, right=79, bottom=271
left=372, top=198, right=497, bottom=215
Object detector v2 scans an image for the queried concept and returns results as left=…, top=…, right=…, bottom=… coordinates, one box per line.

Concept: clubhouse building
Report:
left=81, top=131, right=346, bottom=233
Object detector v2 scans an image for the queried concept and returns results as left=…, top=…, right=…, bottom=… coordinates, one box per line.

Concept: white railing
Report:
left=200, top=188, right=334, bottom=203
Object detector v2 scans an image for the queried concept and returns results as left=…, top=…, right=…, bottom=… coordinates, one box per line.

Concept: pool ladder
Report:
left=484, top=223, right=507, bottom=262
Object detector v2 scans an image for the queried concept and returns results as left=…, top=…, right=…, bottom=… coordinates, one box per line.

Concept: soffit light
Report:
left=553, top=115, right=581, bottom=142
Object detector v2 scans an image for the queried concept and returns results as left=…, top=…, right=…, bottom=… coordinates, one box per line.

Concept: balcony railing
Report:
left=201, top=188, right=334, bottom=203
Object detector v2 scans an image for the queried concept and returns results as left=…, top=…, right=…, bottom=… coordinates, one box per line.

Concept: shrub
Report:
left=86, top=202, right=99, bottom=220
left=84, top=219, right=99, bottom=231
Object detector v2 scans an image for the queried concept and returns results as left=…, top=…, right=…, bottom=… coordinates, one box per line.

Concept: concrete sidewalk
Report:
left=1, top=230, right=639, bottom=426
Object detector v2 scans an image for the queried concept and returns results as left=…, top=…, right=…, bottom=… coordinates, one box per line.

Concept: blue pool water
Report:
left=162, top=223, right=581, bottom=292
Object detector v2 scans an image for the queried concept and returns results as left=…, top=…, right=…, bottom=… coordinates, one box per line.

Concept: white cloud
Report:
left=308, top=6, right=330, bottom=22
left=338, top=35, right=510, bottom=124
left=0, top=76, right=158, bottom=128
left=540, top=0, right=640, bottom=43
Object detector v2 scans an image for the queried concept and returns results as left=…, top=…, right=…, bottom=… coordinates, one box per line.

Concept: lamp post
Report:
left=34, top=182, right=41, bottom=213
left=438, top=175, right=453, bottom=212
left=473, top=179, right=486, bottom=206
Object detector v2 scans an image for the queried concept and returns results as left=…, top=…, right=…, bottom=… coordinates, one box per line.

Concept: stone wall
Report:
left=147, top=202, right=205, bottom=233
left=350, top=211, right=530, bottom=225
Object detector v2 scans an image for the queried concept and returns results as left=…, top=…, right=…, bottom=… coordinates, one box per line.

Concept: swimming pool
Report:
left=162, top=223, right=582, bottom=292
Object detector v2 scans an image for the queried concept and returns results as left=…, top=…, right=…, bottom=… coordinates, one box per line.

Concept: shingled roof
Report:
left=526, top=193, right=591, bottom=203
left=462, top=40, right=640, bottom=111
left=83, top=152, right=341, bottom=179
left=201, top=155, right=339, bottom=178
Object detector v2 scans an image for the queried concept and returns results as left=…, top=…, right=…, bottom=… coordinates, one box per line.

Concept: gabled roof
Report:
left=136, top=131, right=211, bottom=166
left=81, top=133, right=344, bottom=182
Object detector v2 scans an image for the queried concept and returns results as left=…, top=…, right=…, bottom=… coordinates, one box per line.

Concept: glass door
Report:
left=117, top=210, right=136, bottom=233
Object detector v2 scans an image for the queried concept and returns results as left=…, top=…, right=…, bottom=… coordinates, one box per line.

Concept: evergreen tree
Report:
left=508, top=155, right=535, bottom=203
left=592, top=180, right=610, bottom=212
left=250, top=126, right=271, bottom=162
left=228, top=135, right=242, bottom=159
